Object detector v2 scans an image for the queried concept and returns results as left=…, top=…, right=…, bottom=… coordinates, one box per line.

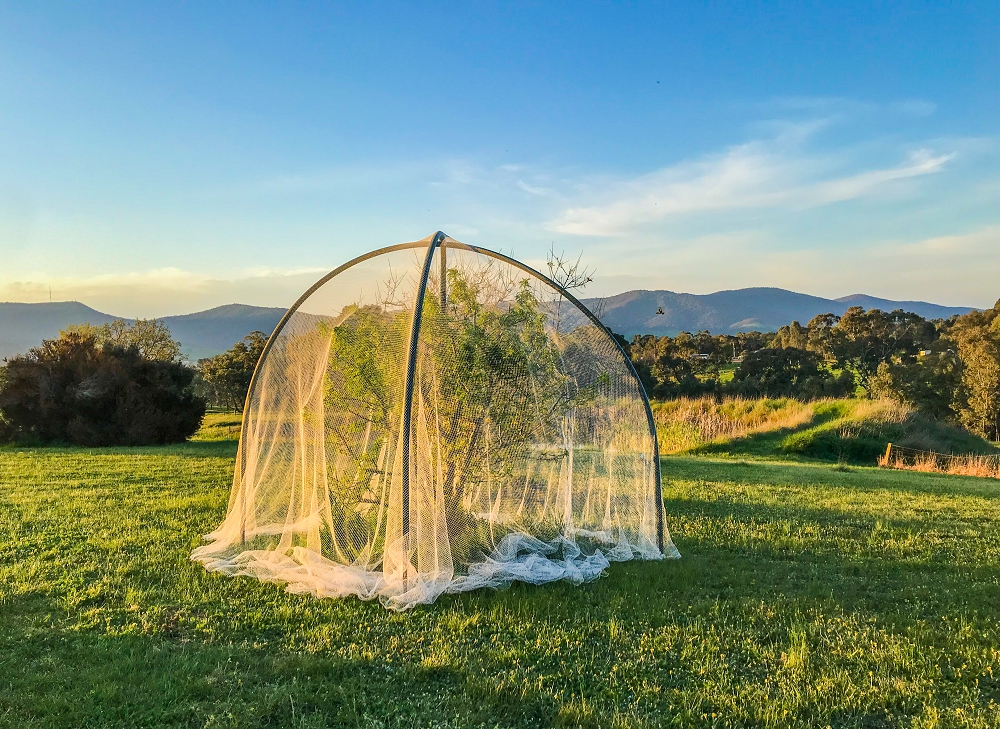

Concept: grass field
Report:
left=2, top=420, right=1000, bottom=727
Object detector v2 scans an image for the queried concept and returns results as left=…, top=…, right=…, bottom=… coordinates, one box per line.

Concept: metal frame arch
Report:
left=399, top=232, right=446, bottom=550
left=236, top=232, right=664, bottom=553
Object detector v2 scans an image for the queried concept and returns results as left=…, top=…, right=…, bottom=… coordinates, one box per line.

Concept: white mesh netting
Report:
left=192, top=234, right=680, bottom=610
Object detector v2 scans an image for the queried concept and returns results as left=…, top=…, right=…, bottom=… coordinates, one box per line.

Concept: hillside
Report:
left=0, top=302, right=119, bottom=361
left=832, top=293, right=974, bottom=321
left=652, top=396, right=1000, bottom=462
left=0, top=288, right=977, bottom=360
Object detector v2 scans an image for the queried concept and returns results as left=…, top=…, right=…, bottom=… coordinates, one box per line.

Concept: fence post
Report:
left=884, top=442, right=892, bottom=464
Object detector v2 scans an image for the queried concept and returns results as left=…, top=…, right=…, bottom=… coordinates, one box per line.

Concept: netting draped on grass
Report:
left=192, top=233, right=677, bottom=610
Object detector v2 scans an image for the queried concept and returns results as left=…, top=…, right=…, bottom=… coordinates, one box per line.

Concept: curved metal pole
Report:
left=400, top=232, right=445, bottom=558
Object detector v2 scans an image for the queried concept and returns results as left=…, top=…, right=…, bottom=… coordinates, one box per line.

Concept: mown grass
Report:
left=2, top=435, right=1000, bottom=726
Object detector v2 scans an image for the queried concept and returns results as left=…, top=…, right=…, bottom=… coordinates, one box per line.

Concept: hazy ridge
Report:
left=0, top=303, right=286, bottom=361
left=0, top=289, right=976, bottom=360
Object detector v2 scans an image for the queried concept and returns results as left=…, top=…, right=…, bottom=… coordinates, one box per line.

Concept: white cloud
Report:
left=517, top=180, right=552, bottom=196
left=804, top=149, right=955, bottom=205
left=781, top=225, right=1000, bottom=306
left=551, top=142, right=956, bottom=236
left=3, top=97, right=995, bottom=315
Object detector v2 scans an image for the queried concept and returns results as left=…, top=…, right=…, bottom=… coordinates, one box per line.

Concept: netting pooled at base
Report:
left=192, top=234, right=680, bottom=610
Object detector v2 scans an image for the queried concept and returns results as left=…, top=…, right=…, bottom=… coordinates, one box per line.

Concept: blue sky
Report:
left=1, top=2, right=997, bottom=316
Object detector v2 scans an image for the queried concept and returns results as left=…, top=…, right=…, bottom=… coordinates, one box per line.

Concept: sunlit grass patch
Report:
left=2, top=443, right=999, bottom=726
left=191, top=412, right=243, bottom=442
left=652, top=396, right=814, bottom=453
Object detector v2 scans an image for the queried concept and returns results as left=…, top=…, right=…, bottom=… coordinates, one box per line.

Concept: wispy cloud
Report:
left=3, top=97, right=995, bottom=314
left=517, top=180, right=552, bottom=197
left=754, top=96, right=936, bottom=120
left=585, top=225, right=1000, bottom=308
left=551, top=141, right=956, bottom=236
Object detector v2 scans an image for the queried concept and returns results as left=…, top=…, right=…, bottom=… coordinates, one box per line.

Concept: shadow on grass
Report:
left=436, top=491, right=1000, bottom=627
left=0, top=440, right=239, bottom=460
left=0, top=590, right=577, bottom=729
left=4, top=445, right=1000, bottom=726
left=663, top=454, right=1000, bottom=500
left=686, top=402, right=847, bottom=459
left=4, top=510, right=997, bottom=727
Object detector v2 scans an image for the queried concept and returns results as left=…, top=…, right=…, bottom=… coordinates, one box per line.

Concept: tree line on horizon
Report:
left=627, top=301, right=1000, bottom=441
left=0, top=298, right=997, bottom=446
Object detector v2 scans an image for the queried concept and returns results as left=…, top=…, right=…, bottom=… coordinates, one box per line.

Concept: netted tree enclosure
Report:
left=193, top=233, right=679, bottom=610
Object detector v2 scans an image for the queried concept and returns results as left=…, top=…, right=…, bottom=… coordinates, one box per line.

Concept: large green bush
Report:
left=0, top=333, right=205, bottom=446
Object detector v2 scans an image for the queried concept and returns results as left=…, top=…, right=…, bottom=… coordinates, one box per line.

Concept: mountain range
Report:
left=0, top=289, right=977, bottom=361
left=575, top=288, right=976, bottom=338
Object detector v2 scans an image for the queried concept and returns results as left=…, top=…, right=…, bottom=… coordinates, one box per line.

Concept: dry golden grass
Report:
left=654, top=395, right=998, bottom=464
left=843, top=398, right=913, bottom=426
left=651, top=396, right=815, bottom=453
left=879, top=449, right=1000, bottom=479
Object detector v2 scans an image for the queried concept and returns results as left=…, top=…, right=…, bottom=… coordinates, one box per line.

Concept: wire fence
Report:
left=879, top=443, right=1000, bottom=479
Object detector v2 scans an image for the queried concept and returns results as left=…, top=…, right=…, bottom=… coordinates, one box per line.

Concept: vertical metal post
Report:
left=239, top=442, right=246, bottom=544
left=401, top=232, right=445, bottom=567
left=439, top=242, right=448, bottom=309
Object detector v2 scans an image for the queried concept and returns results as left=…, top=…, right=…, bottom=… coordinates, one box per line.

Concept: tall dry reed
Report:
left=651, top=396, right=814, bottom=453
left=878, top=449, right=1000, bottom=479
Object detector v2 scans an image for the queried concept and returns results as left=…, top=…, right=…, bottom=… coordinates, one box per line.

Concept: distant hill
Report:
left=0, top=302, right=119, bottom=361
left=574, top=287, right=976, bottom=338
left=160, top=305, right=285, bottom=361
left=0, top=302, right=285, bottom=361
left=831, top=294, right=972, bottom=322
left=0, top=290, right=978, bottom=361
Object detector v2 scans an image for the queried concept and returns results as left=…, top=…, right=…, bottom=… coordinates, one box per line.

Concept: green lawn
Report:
left=1, top=439, right=999, bottom=727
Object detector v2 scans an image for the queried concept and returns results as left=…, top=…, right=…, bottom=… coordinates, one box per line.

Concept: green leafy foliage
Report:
left=629, top=330, right=770, bottom=399
left=825, top=307, right=938, bottom=388
left=949, top=301, right=1000, bottom=441
left=424, top=274, right=571, bottom=498
left=729, top=347, right=854, bottom=399
left=62, top=318, right=183, bottom=362
left=868, top=351, right=963, bottom=421
left=634, top=300, right=1000, bottom=445
left=318, top=269, right=583, bottom=564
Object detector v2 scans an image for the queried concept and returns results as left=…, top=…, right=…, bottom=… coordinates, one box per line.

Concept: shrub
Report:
left=0, top=333, right=205, bottom=446
left=197, top=331, right=268, bottom=412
